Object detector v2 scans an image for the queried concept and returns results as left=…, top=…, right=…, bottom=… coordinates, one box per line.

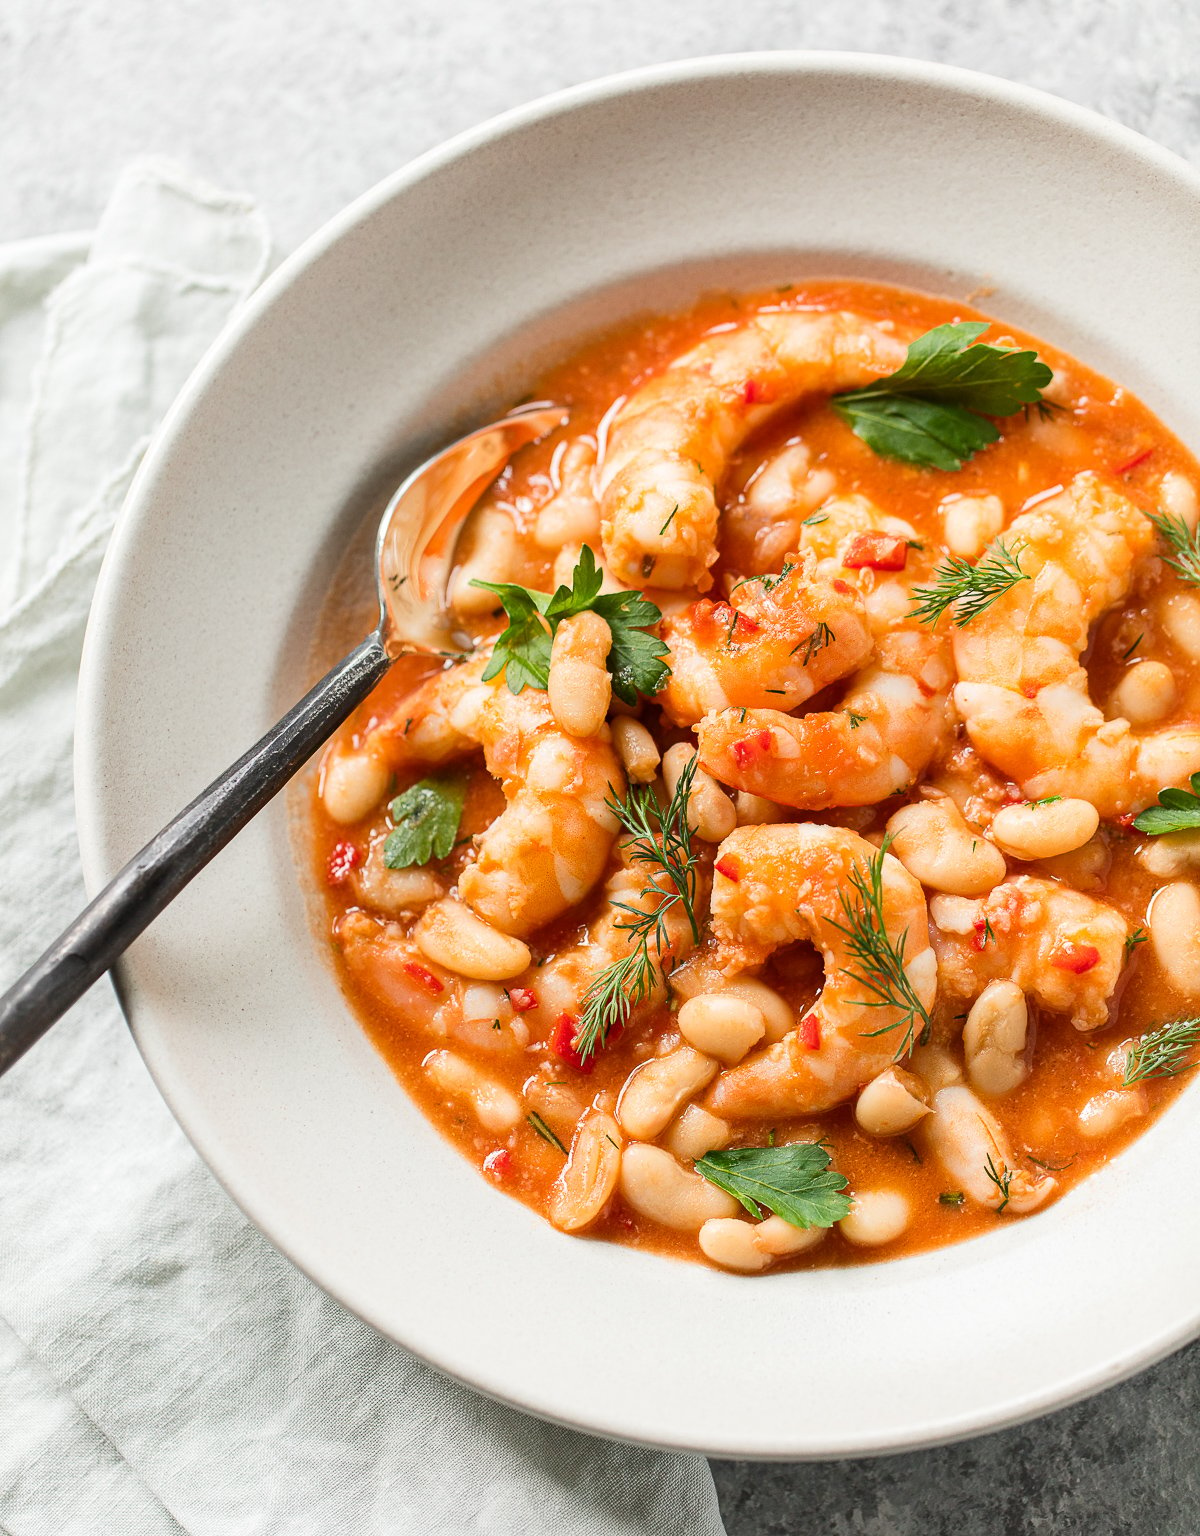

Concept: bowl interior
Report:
left=76, top=53, right=1200, bottom=1457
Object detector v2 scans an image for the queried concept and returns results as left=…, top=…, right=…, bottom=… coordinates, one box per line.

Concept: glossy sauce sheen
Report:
left=307, top=279, right=1200, bottom=1270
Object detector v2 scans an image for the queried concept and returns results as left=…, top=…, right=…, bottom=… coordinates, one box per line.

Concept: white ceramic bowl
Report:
left=76, top=53, right=1200, bottom=1457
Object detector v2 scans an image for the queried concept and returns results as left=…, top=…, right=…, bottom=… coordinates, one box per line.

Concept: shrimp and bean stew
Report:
left=309, top=279, right=1200, bottom=1273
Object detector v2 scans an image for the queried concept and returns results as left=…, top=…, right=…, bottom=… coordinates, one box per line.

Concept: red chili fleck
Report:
left=325, top=840, right=362, bottom=886
left=1115, top=812, right=1137, bottom=832
left=1021, top=684, right=1039, bottom=699
left=549, top=1012, right=593, bottom=1073
left=831, top=578, right=853, bottom=595
left=743, top=379, right=773, bottom=405
left=731, top=727, right=773, bottom=769
left=508, top=986, right=538, bottom=1012
left=733, top=609, right=760, bottom=633
left=841, top=531, right=910, bottom=572
left=402, top=960, right=445, bottom=995
left=714, top=857, right=741, bottom=882
left=1053, top=941, right=1101, bottom=974
left=483, top=1149, right=513, bottom=1180
left=799, top=1013, right=821, bottom=1049
left=970, top=917, right=991, bottom=953
left=1113, top=446, right=1154, bottom=476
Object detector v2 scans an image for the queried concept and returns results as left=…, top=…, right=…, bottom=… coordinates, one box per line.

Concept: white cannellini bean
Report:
left=321, top=749, right=390, bottom=824
left=854, top=1066, right=931, bottom=1137
left=676, top=994, right=766, bottom=1065
left=611, top=716, right=660, bottom=783
left=839, top=1190, right=911, bottom=1246
left=663, top=1105, right=731, bottom=1161
left=414, top=898, right=531, bottom=980
left=735, top=791, right=789, bottom=826
left=990, top=798, right=1100, bottom=861
left=549, top=1109, right=623, bottom=1232
left=940, top=493, right=1005, bottom=560
left=548, top=610, right=612, bottom=738
left=698, top=1214, right=825, bottom=1273
left=1140, top=828, right=1200, bottom=879
left=1159, top=593, right=1200, bottom=661
left=424, top=1050, right=521, bottom=1132
left=1148, top=881, right=1200, bottom=996
left=963, top=980, right=1030, bottom=1097
left=885, top=797, right=1006, bottom=897
left=922, top=1084, right=1055, bottom=1214
left=1160, top=470, right=1199, bottom=531
left=616, top=1046, right=717, bottom=1141
left=1109, top=660, right=1177, bottom=725
left=1078, top=1088, right=1148, bottom=1138
left=353, top=845, right=445, bottom=913
left=662, top=743, right=737, bottom=843
left=715, top=978, right=794, bottom=1043
left=618, top=1144, right=739, bottom=1231
left=448, top=506, right=519, bottom=614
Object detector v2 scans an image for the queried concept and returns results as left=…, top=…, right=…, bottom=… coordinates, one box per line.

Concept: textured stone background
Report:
left=5, top=1, right=1200, bottom=1531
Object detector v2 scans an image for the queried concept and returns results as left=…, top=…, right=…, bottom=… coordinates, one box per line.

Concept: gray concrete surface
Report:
left=4, top=1, right=1200, bottom=1530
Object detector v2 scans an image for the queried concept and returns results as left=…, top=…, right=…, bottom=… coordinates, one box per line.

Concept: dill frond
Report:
left=909, top=539, right=1029, bottom=627
left=1122, top=1017, right=1200, bottom=1085
left=1146, top=509, right=1200, bottom=587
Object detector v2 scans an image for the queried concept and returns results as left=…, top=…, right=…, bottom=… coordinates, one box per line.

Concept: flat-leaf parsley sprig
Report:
left=1132, top=772, right=1200, bottom=836
left=827, top=837, right=932, bottom=1060
left=909, top=539, right=1029, bottom=628
left=831, top=321, right=1052, bottom=471
left=573, top=759, right=701, bottom=1063
left=1122, top=1018, right=1200, bottom=1085
left=382, top=773, right=466, bottom=869
left=471, top=544, right=670, bottom=702
left=695, top=1142, right=852, bottom=1229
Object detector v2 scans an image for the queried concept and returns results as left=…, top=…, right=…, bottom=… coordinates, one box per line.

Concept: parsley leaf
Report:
left=382, top=774, right=466, bottom=869
left=831, top=321, right=1052, bottom=471
left=694, top=1142, right=852, bottom=1229
left=1133, top=772, right=1200, bottom=835
left=471, top=545, right=669, bottom=702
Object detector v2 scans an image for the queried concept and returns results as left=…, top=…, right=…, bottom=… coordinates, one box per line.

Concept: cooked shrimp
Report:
left=696, top=497, right=954, bottom=808
left=597, top=310, right=905, bottom=589
left=722, top=439, right=839, bottom=572
left=365, top=654, right=624, bottom=937
left=929, top=875, right=1127, bottom=1032
left=658, top=552, right=873, bottom=727
left=704, top=824, right=937, bottom=1118
left=953, top=472, right=1200, bottom=816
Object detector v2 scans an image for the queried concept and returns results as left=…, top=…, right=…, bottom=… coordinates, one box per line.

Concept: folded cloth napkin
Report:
left=0, top=160, right=727, bottom=1536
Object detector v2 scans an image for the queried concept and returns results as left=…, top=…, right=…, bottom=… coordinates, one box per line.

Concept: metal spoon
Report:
left=0, top=401, right=566, bottom=1076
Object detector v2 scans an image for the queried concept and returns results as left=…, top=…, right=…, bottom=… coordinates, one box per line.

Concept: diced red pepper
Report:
left=1021, top=683, right=1039, bottom=699
left=1052, top=941, right=1100, bottom=974
left=1115, top=812, right=1137, bottom=832
left=1113, top=446, right=1154, bottom=476
left=326, top=840, right=362, bottom=886
left=714, top=857, right=741, bottom=883
left=841, top=531, right=909, bottom=572
left=483, top=1149, right=513, bottom=1180
left=731, top=728, right=773, bottom=769
left=970, top=918, right=991, bottom=953
left=742, top=379, right=773, bottom=405
left=508, top=986, right=538, bottom=1012
left=402, top=960, right=445, bottom=995
left=831, top=578, right=853, bottom=595
left=549, top=1012, right=594, bottom=1073
left=798, top=1013, right=821, bottom=1049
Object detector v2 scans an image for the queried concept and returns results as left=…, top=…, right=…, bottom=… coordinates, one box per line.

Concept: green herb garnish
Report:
left=830, top=322, right=1052, bottom=470
left=1133, top=772, right=1200, bottom=835
left=939, top=1191, right=965, bottom=1207
left=792, top=622, right=836, bottom=665
left=527, top=1111, right=567, bottom=1153
left=695, top=1143, right=852, bottom=1229
left=471, top=545, right=670, bottom=702
left=1146, top=508, right=1200, bottom=587
left=1122, top=1018, right=1200, bottom=1085
left=382, top=774, right=466, bottom=869
left=909, top=539, right=1029, bottom=627
left=826, top=837, right=932, bottom=1060
left=1125, top=926, right=1148, bottom=956
left=574, top=759, right=700, bottom=1061
left=983, top=1153, right=1013, bottom=1213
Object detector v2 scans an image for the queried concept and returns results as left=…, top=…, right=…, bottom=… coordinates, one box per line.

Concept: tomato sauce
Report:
left=304, top=278, right=1200, bottom=1272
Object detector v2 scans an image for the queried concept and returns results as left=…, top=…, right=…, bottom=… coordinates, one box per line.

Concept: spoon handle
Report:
left=0, top=632, right=392, bottom=1077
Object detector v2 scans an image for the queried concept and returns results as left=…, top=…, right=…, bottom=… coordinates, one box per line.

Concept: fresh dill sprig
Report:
left=826, top=837, right=932, bottom=1060
left=909, top=539, right=1029, bottom=627
left=1122, top=1017, right=1200, bottom=1085
left=526, top=1111, right=566, bottom=1153
left=1146, top=508, right=1200, bottom=586
left=792, top=622, right=836, bottom=665
left=573, top=759, right=701, bottom=1062
left=1124, top=925, right=1148, bottom=956
left=983, top=1153, right=1013, bottom=1212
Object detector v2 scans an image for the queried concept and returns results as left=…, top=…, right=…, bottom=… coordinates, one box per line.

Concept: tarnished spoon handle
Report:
left=0, top=631, right=392, bottom=1077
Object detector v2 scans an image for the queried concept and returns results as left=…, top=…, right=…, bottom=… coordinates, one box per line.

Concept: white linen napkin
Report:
left=0, top=160, right=726, bottom=1536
